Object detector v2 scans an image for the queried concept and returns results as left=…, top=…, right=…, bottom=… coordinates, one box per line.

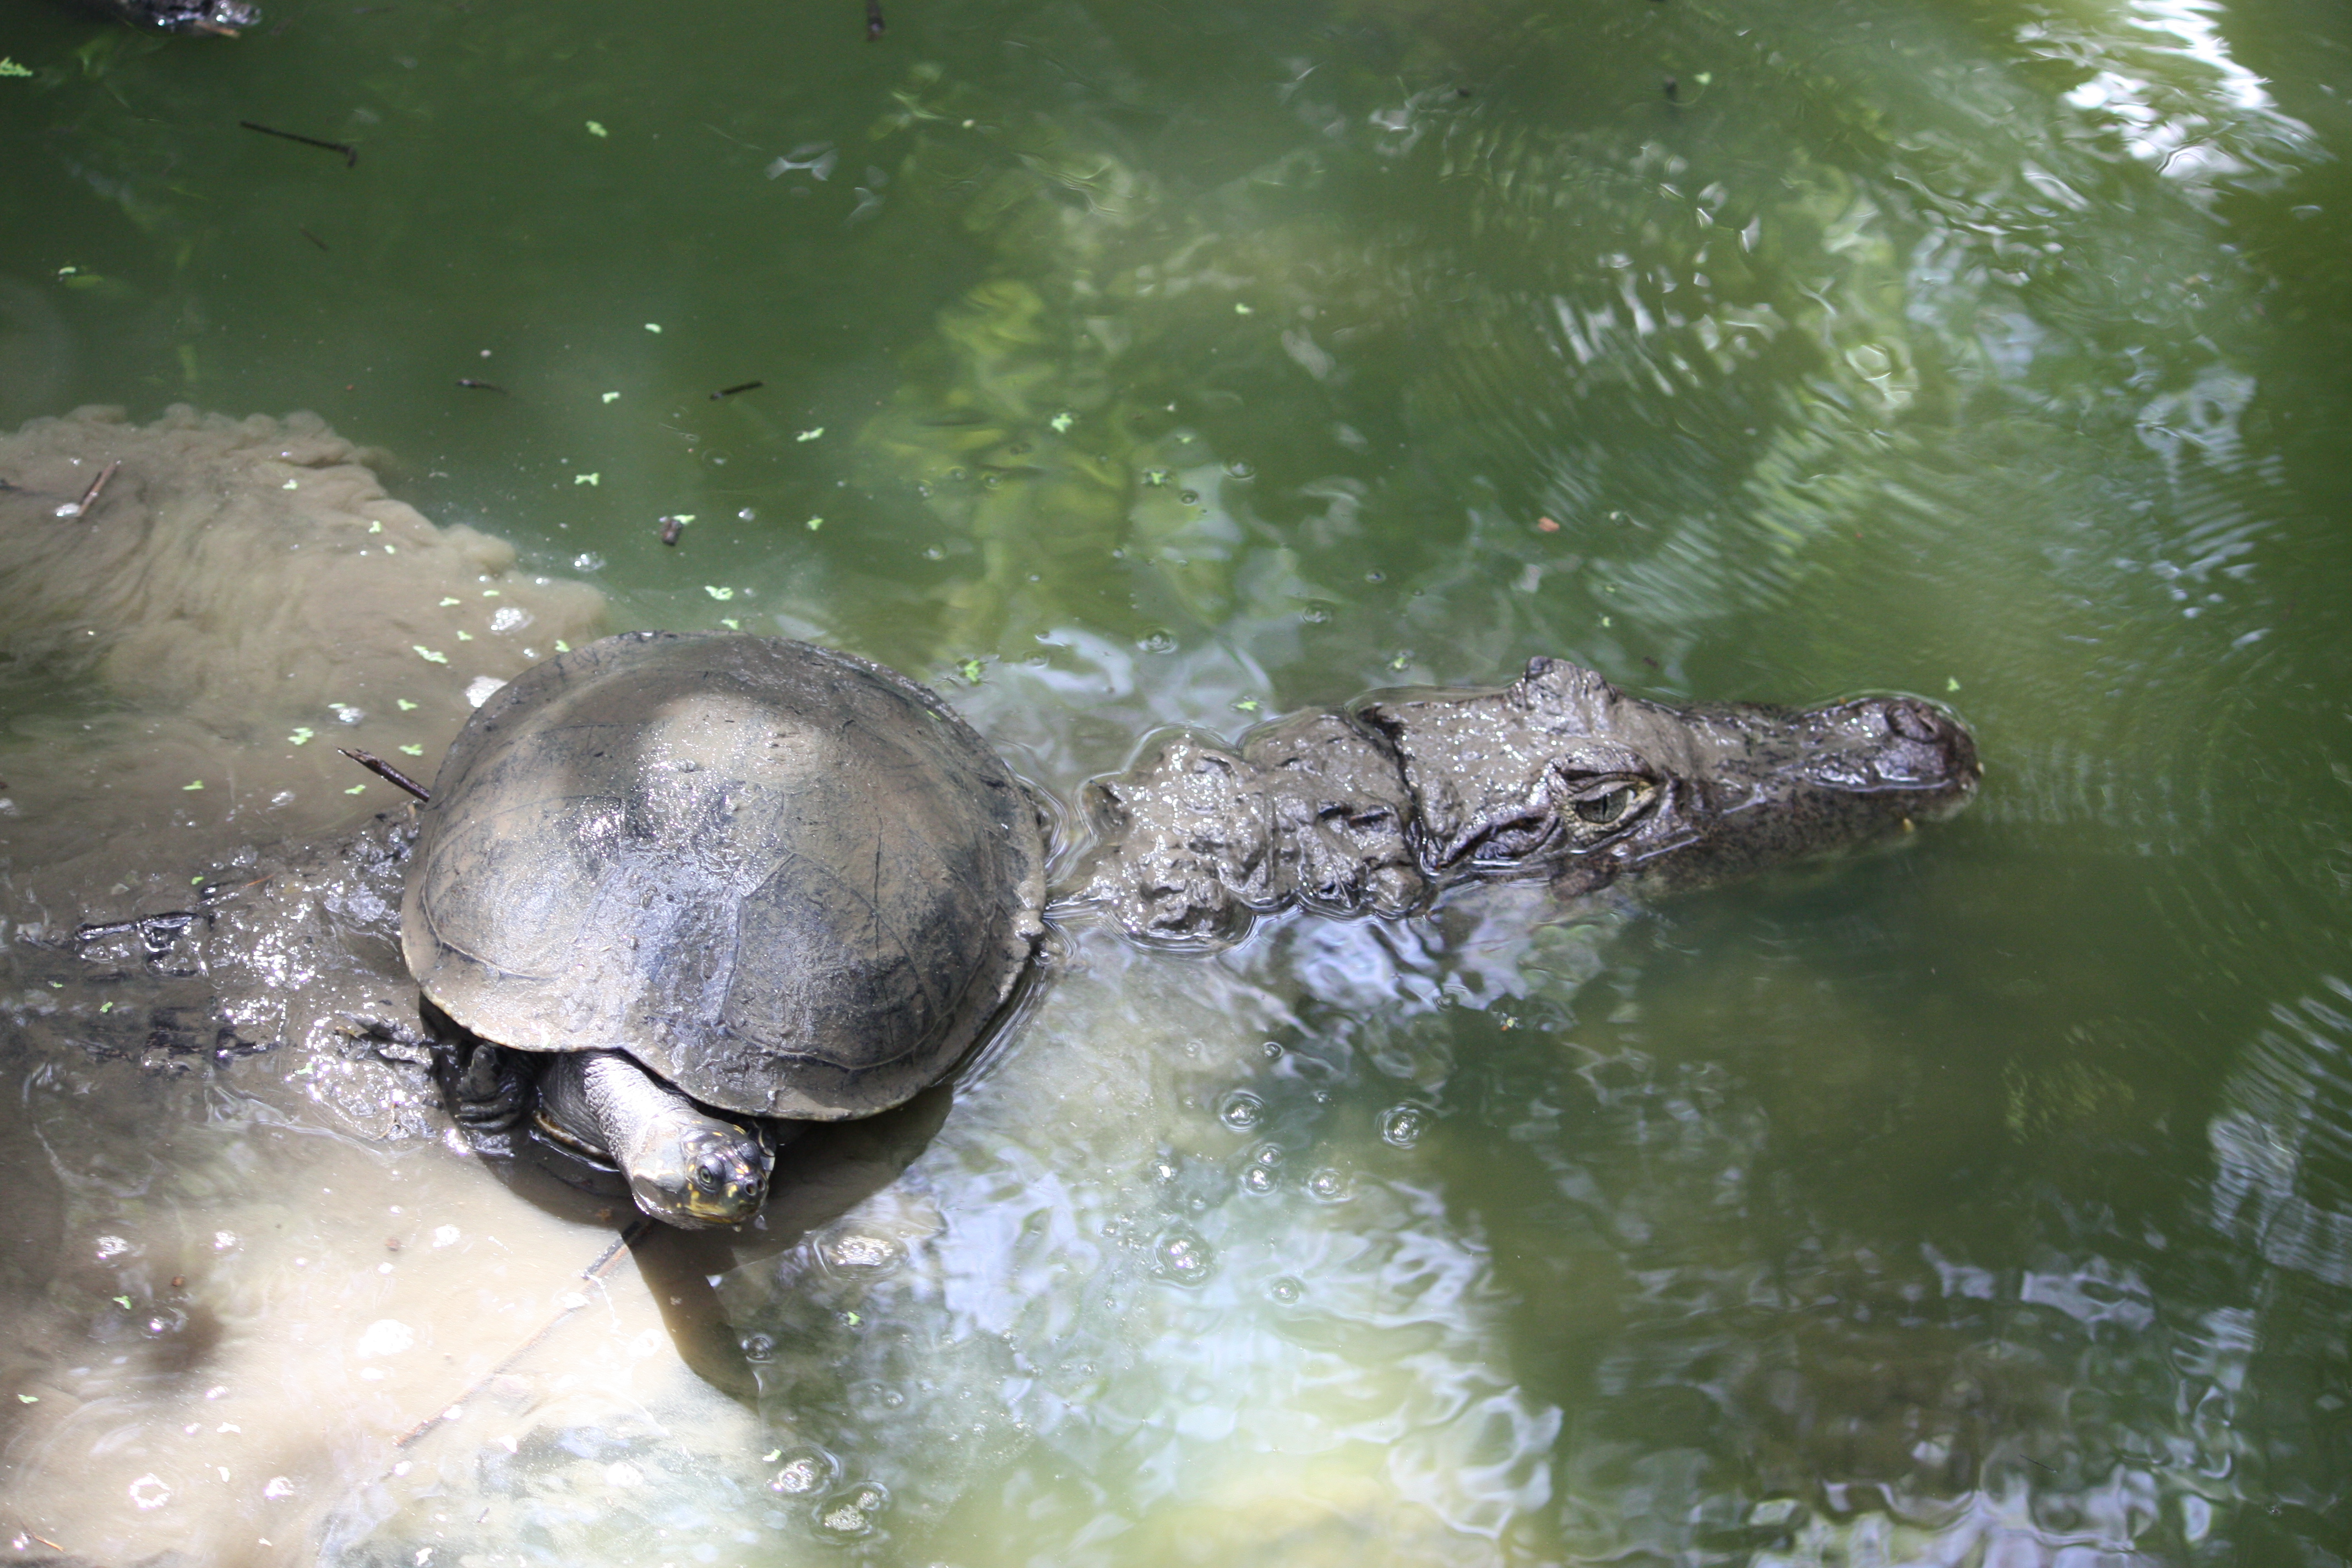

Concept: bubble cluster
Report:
left=767, top=1448, right=834, bottom=1496
left=1153, top=1227, right=1217, bottom=1287
left=815, top=1480, right=890, bottom=1538
left=1379, top=1104, right=1428, bottom=1148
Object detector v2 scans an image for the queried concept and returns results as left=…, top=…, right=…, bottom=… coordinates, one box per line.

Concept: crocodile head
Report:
left=1362, top=657, right=1980, bottom=900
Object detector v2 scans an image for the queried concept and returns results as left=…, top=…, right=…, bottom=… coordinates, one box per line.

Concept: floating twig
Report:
left=659, top=515, right=685, bottom=546
left=299, top=225, right=329, bottom=251
left=53, top=459, right=121, bottom=520
left=709, top=380, right=764, bottom=400
left=866, top=0, right=885, bottom=38
left=339, top=748, right=431, bottom=802
left=239, top=119, right=359, bottom=168
left=455, top=378, right=507, bottom=393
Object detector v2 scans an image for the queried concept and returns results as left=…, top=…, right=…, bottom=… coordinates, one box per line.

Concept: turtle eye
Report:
left=1571, top=783, right=1641, bottom=826
left=692, top=1152, right=734, bottom=1192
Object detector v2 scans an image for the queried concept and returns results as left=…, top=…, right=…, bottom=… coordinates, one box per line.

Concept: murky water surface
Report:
left=4, top=0, right=2351, bottom=1561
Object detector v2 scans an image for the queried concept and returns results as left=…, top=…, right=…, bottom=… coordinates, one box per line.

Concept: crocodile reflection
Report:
left=1077, top=656, right=1980, bottom=945
left=63, top=0, right=258, bottom=33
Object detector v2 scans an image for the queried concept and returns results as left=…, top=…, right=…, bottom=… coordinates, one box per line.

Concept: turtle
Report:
left=401, top=629, right=1979, bottom=1229
left=401, top=631, right=1047, bottom=1229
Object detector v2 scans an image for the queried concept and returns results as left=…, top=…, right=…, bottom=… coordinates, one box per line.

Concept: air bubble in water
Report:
left=767, top=1450, right=832, bottom=1496
left=740, top=1332, right=777, bottom=1362
left=1379, top=1104, right=1428, bottom=1147
left=1300, top=603, right=1332, bottom=625
left=572, top=552, right=605, bottom=573
left=1268, top=1276, right=1303, bottom=1305
left=1178, top=488, right=1200, bottom=505
left=1153, top=1228, right=1216, bottom=1287
left=1240, top=1166, right=1275, bottom=1194
left=1217, top=1090, right=1264, bottom=1131
left=1226, top=460, right=1255, bottom=479
left=1306, top=1168, right=1349, bottom=1202
left=1137, top=629, right=1177, bottom=654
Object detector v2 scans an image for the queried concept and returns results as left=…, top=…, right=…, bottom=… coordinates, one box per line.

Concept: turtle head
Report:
left=625, top=1110, right=772, bottom=1229
left=533, top=1050, right=776, bottom=1229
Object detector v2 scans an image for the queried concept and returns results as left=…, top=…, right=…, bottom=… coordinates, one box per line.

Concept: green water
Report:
left=5, top=0, right=2352, bottom=1561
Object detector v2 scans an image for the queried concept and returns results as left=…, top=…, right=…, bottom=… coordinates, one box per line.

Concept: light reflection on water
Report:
left=3, top=0, right=2352, bottom=1559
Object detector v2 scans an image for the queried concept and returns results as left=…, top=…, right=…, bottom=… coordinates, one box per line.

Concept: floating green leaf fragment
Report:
left=554, top=640, right=571, bottom=653
left=721, top=617, right=741, bottom=630
left=575, top=473, right=600, bottom=486
left=482, top=589, right=502, bottom=597
left=287, top=727, right=315, bottom=746
left=1142, top=469, right=1169, bottom=487
left=1232, top=697, right=1261, bottom=713
left=794, top=427, right=824, bottom=442
left=282, top=479, right=298, bottom=491
left=958, top=658, right=984, bottom=684
left=1946, top=677, right=1961, bottom=692
left=15, top=1395, right=35, bottom=1404
left=398, top=744, right=423, bottom=756
left=1234, top=302, right=1253, bottom=315
left=183, top=780, right=205, bottom=791
left=113, top=1296, right=131, bottom=1309
left=100, top=1001, right=113, bottom=1012
left=1048, top=412, right=1073, bottom=433
left=456, top=630, right=473, bottom=641
left=668, top=515, right=695, bottom=525
left=762, top=1450, right=782, bottom=1463
left=192, top=877, right=204, bottom=885
left=586, top=121, right=608, bottom=138
left=805, top=516, right=822, bottom=531
left=601, top=392, right=619, bottom=404
left=0, top=58, right=34, bottom=78
left=1600, top=616, right=1612, bottom=628
left=384, top=543, right=397, bottom=554
left=396, top=698, right=418, bottom=711
left=1695, top=72, right=1712, bottom=85
left=368, top=520, right=383, bottom=533
left=645, top=323, right=661, bottom=333
left=345, top=785, right=367, bottom=795
left=414, top=646, right=449, bottom=664
left=438, top=597, right=460, bottom=607
left=705, top=586, right=735, bottom=601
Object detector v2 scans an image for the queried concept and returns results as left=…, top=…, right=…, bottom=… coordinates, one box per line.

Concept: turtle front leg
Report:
left=537, top=1051, right=773, bottom=1229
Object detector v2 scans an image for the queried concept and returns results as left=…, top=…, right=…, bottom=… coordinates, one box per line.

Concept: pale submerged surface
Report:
left=2, top=0, right=2351, bottom=1563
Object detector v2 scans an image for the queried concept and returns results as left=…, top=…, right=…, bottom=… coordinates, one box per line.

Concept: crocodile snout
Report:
left=1796, top=695, right=1980, bottom=813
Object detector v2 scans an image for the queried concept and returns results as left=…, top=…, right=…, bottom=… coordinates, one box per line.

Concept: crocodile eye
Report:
left=1572, top=785, right=1637, bottom=825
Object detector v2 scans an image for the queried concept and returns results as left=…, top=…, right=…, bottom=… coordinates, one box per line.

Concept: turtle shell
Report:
left=400, top=632, right=1047, bottom=1120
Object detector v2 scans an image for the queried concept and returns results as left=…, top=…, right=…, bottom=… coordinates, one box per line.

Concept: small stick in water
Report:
left=239, top=119, right=360, bottom=168
left=339, top=748, right=432, bottom=802
left=659, top=515, right=685, bottom=546
left=867, top=0, right=884, bottom=38
left=710, top=380, right=764, bottom=400
left=53, top=459, right=122, bottom=520
left=456, top=378, right=507, bottom=393
left=300, top=226, right=329, bottom=251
